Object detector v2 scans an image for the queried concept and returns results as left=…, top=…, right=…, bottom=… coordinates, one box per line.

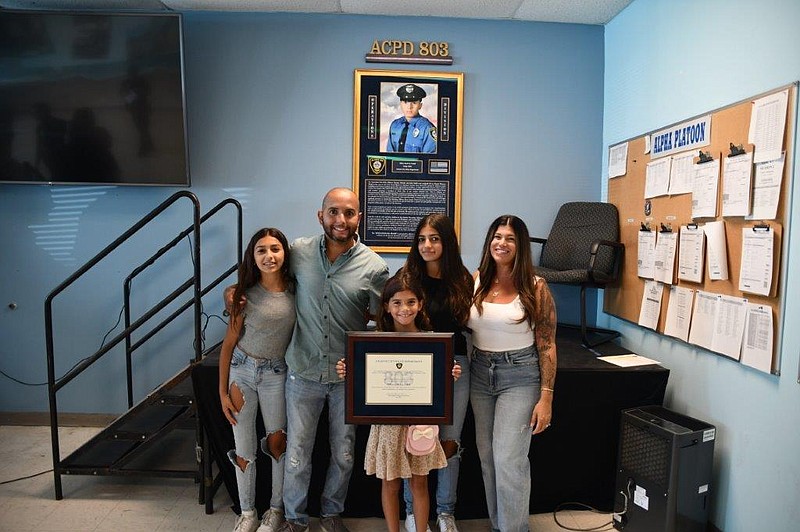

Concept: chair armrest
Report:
left=530, top=237, right=548, bottom=266
left=587, top=239, right=624, bottom=283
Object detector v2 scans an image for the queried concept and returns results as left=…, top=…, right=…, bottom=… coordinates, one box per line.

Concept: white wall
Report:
left=604, top=1, right=800, bottom=530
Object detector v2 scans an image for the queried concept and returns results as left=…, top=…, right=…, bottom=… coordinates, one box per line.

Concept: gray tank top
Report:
left=236, top=283, right=296, bottom=360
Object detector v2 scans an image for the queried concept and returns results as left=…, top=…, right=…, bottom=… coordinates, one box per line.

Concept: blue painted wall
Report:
left=0, top=13, right=603, bottom=413
left=3, top=4, right=797, bottom=529
left=604, top=1, right=800, bottom=530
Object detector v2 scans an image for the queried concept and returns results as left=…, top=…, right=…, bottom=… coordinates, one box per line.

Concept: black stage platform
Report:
left=192, top=328, right=669, bottom=518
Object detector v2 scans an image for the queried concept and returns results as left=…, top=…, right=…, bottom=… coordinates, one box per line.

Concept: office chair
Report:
left=531, top=201, right=624, bottom=348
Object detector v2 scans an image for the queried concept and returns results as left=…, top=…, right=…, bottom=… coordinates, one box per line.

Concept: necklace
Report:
left=491, top=278, right=500, bottom=298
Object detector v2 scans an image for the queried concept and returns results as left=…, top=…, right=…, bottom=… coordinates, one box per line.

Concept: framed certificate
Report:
left=345, top=331, right=454, bottom=425
left=352, top=69, right=464, bottom=253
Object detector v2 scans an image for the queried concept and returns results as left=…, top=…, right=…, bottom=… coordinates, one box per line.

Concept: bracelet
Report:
left=540, top=386, right=554, bottom=393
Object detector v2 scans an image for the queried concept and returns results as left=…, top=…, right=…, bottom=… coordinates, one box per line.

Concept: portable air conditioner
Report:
left=613, top=405, right=716, bottom=532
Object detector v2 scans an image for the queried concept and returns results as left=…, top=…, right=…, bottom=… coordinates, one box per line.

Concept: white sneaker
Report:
left=405, top=513, right=432, bottom=532
left=234, top=510, right=260, bottom=532
left=436, top=514, right=458, bottom=532
left=257, top=508, right=284, bottom=532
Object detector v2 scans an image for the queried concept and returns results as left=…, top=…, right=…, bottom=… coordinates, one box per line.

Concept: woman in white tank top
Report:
left=467, top=215, right=557, bottom=532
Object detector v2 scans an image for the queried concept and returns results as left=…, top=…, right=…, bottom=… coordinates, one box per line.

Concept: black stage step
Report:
left=58, top=364, right=200, bottom=480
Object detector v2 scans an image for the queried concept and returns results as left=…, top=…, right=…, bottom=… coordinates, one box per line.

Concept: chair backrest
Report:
left=539, top=202, right=620, bottom=274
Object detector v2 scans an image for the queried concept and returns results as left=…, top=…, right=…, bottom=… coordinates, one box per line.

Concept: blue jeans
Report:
left=227, top=349, right=287, bottom=513
left=470, top=346, right=540, bottom=532
left=404, top=353, right=470, bottom=516
left=283, top=371, right=355, bottom=525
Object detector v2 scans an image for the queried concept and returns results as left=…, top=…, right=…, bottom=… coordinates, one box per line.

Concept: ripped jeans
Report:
left=282, top=371, right=355, bottom=526
left=227, top=348, right=287, bottom=513
left=470, top=345, right=541, bottom=532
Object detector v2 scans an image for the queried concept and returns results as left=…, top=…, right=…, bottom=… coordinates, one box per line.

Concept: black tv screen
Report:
left=0, top=10, right=189, bottom=186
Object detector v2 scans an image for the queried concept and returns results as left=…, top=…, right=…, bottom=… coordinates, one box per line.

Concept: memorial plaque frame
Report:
left=353, top=69, right=464, bottom=252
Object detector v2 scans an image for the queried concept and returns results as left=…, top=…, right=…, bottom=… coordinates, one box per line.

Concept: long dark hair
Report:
left=376, top=272, right=432, bottom=332
left=402, top=213, right=473, bottom=326
left=231, top=228, right=294, bottom=319
left=474, top=215, right=538, bottom=326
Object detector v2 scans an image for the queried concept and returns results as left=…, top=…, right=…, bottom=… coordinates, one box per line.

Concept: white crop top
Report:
left=468, top=279, right=534, bottom=352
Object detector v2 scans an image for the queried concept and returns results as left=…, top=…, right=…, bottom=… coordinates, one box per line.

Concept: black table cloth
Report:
left=192, top=328, right=669, bottom=518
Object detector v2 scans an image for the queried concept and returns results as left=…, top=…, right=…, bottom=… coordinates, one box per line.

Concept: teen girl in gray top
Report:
left=220, top=228, right=296, bottom=532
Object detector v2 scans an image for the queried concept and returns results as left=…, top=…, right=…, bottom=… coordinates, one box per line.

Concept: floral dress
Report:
left=364, top=424, right=446, bottom=480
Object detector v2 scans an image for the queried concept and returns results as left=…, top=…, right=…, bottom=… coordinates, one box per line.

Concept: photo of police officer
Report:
left=382, top=82, right=438, bottom=154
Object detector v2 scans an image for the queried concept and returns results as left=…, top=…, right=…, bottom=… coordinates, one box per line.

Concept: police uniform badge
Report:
left=430, top=127, right=437, bottom=142
left=412, top=128, right=420, bottom=138
left=367, top=156, right=386, bottom=176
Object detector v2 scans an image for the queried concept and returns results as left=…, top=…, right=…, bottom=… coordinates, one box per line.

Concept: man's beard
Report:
left=324, top=225, right=355, bottom=243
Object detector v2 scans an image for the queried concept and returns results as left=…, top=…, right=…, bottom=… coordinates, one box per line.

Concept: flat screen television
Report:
left=0, top=10, right=189, bottom=186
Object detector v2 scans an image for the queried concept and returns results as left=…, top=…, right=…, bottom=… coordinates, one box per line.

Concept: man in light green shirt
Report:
left=280, top=188, right=388, bottom=532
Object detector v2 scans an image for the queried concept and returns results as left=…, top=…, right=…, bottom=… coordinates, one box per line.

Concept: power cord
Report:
left=610, top=478, right=634, bottom=529
left=195, top=311, right=228, bottom=353
left=98, top=305, right=125, bottom=351
left=2, top=233, right=230, bottom=385
left=552, top=501, right=615, bottom=531
left=1, top=234, right=229, bottom=483
left=0, top=306, right=125, bottom=387
left=0, top=469, right=53, bottom=485
left=0, top=369, right=47, bottom=387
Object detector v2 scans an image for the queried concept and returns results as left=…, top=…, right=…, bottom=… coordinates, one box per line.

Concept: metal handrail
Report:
left=44, top=191, right=242, bottom=499
left=121, top=198, right=242, bottom=407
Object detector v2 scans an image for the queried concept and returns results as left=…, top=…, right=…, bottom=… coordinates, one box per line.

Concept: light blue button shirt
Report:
left=285, top=234, right=389, bottom=383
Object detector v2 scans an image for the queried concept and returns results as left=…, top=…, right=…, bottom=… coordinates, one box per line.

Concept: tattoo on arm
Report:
left=534, top=278, right=557, bottom=389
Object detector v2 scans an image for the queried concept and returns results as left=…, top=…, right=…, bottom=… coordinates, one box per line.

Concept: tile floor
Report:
left=0, top=425, right=613, bottom=531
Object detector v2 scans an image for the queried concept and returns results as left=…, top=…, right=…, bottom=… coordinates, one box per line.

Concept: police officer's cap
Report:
left=397, top=84, right=426, bottom=102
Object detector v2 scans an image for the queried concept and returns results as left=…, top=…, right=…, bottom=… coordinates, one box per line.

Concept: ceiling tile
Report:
left=340, top=0, right=522, bottom=20
left=515, top=0, right=633, bottom=24
left=0, top=0, right=632, bottom=25
left=161, top=0, right=340, bottom=12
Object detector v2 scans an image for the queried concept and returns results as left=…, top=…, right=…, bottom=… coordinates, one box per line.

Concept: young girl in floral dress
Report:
left=336, top=272, right=461, bottom=532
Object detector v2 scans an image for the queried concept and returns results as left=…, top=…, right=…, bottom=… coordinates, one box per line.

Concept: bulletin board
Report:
left=605, top=83, right=797, bottom=375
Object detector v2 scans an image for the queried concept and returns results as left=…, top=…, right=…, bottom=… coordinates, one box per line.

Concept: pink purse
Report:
left=405, top=425, right=439, bottom=455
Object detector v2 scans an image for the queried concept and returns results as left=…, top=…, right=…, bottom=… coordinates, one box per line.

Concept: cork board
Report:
left=605, top=84, right=797, bottom=374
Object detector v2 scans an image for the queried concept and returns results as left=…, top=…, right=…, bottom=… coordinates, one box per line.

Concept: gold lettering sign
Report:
left=366, top=40, right=453, bottom=65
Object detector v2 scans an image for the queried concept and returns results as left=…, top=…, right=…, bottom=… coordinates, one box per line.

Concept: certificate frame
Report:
left=345, top=331, right=454, bottom=425
left=352, top=69, right=464, bottom=253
